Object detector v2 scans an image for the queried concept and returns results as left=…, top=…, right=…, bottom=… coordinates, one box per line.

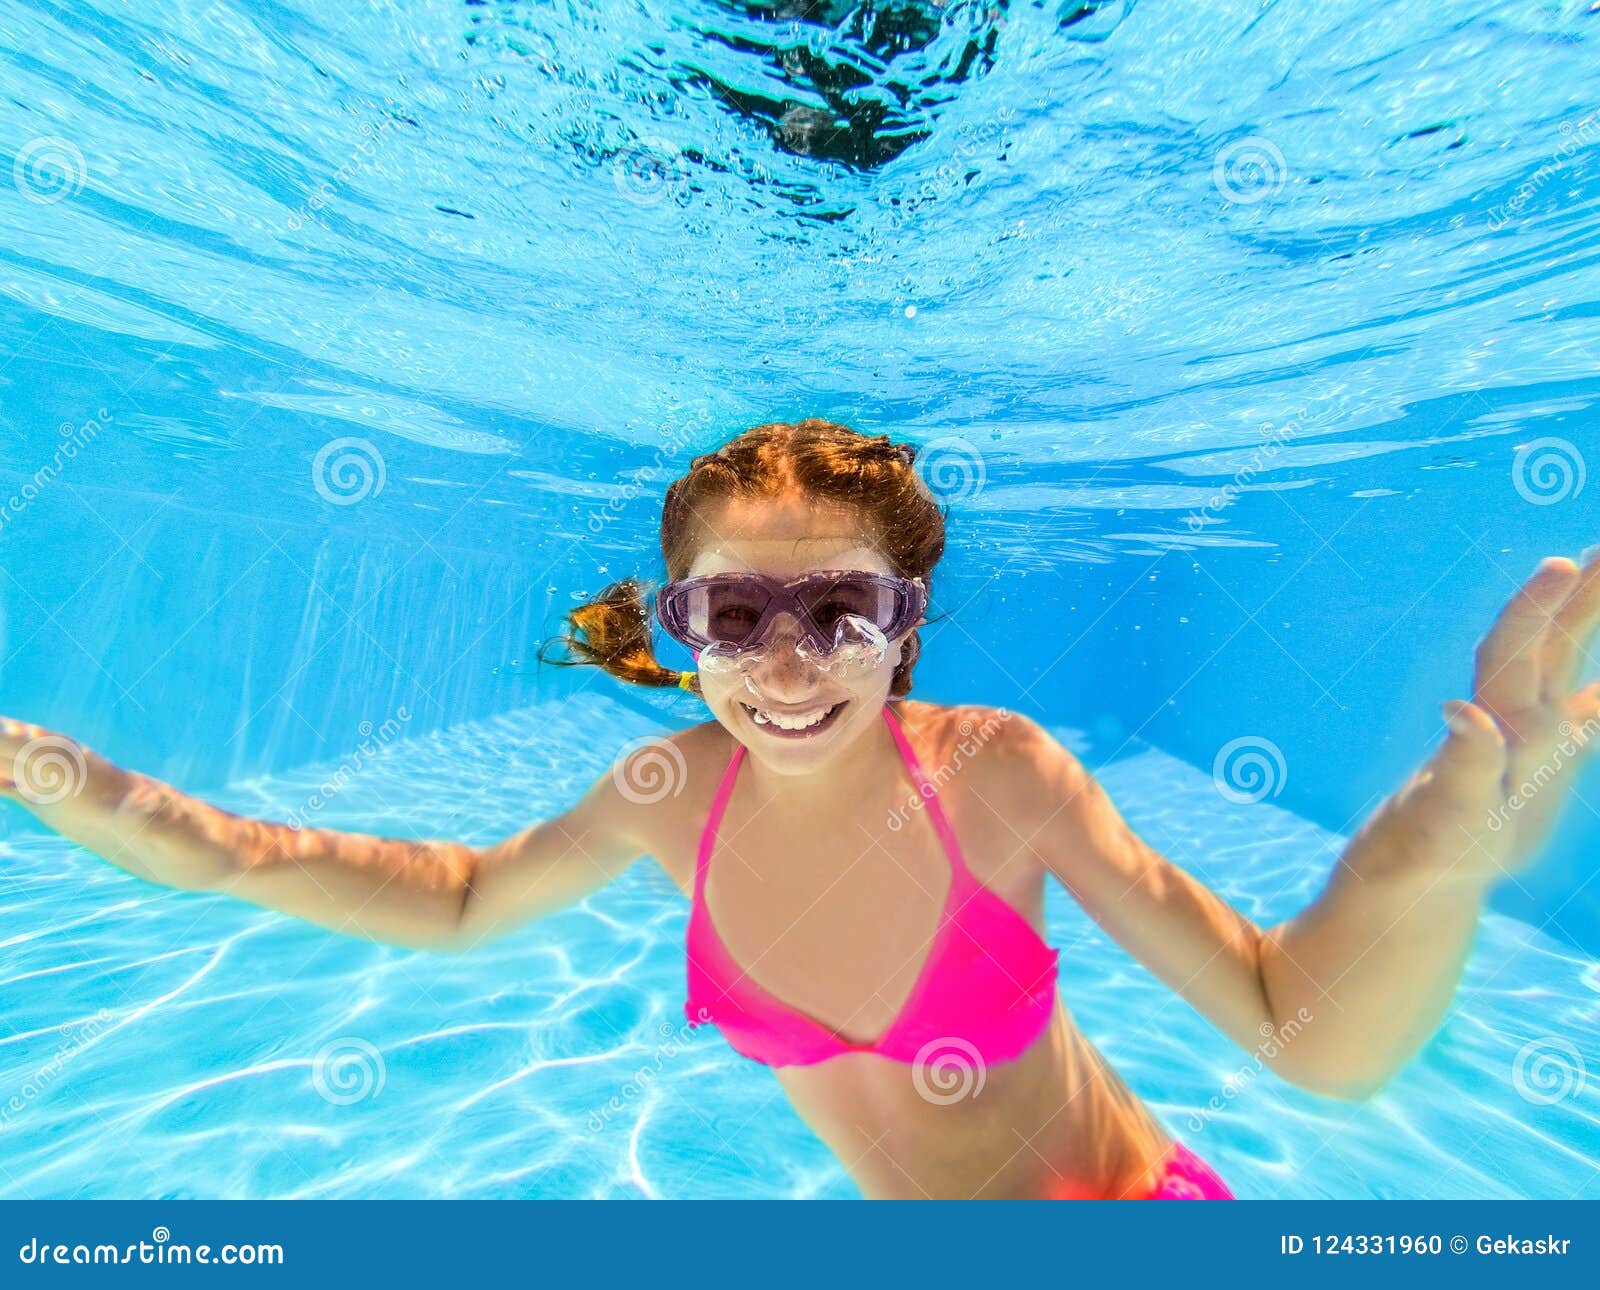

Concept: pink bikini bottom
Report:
left=1143, top=1140, right=1235, bottom=1199
left=1041, top=1139, right=1235, bottom=1199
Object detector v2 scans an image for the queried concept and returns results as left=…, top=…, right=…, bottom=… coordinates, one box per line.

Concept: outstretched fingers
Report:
left=0, top=717, right=46, bottom=795
left=1473, top=558, right=1580, bottom=725
left=1544, top=548, right=1600, bottom=705
left=1567, top=681, right=1600, bottom=750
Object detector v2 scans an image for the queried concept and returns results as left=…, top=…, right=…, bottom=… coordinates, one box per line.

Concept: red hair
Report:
left=543, top=418, right=945, bottom=698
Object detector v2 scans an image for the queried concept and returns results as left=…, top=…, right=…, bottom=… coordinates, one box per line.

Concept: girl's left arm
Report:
left=1012, top=550, right=1600, bottom=1101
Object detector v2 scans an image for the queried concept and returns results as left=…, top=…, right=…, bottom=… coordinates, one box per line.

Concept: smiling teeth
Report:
left=749, top=704, right=834, bottom=730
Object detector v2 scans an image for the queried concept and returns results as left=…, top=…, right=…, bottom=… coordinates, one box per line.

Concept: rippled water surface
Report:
left=2, top=0, right=1598, bottom=1198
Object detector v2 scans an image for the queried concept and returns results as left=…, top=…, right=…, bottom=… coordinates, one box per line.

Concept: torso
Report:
left=637, top=700, right=1175, bottom=1199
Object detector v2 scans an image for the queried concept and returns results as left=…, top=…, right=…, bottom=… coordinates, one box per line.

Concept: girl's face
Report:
left=684, top=494, right=915, bottom=776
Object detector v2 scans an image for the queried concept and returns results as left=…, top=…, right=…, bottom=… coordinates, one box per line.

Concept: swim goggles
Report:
left=656, top=570, right=927, bottom=680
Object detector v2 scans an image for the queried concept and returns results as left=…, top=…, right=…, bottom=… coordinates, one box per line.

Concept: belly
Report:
left=773, top=1003, right=1176, bottom=1199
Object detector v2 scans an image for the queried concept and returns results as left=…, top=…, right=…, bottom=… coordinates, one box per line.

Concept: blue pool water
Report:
left=4, top=697, right=1597, bottom=1198
left=2, top=0, right=1599, bottom=1198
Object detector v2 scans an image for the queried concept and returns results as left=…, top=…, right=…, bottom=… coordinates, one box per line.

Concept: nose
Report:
left=741, top=613, right=828, bottom=700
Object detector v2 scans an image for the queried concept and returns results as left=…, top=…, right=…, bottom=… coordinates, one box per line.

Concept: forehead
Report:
left=684, top=495, right=892, bottom=577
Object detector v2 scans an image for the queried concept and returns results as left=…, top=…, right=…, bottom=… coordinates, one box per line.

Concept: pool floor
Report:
left=1, top=696, right=1596, bottom=1199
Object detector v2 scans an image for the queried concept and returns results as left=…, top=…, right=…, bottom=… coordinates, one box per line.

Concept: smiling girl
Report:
left=4, top=418, right=1598, bottom=1199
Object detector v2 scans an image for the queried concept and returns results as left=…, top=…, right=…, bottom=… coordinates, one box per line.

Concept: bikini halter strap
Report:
left=695, top=740, right=746, bottom=898
left=880, top=704, right=972, bottom=879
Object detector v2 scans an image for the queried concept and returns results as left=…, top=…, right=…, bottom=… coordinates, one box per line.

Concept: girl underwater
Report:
left=4, top=418, right=1598, bottom=1200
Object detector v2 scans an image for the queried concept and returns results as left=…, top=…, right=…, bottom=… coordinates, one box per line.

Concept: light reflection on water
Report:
left=1, top=696, right=1593, bottom=1199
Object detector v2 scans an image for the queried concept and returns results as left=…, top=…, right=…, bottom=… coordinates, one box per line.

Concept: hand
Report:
left=1361, top=553, right=1600, bottom=886
left=0, top=717, right=95, bottom=809
left=1461, top=551, right=1600, bottom=871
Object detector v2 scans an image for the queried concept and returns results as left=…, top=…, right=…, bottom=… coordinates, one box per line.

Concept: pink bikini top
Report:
left=685, top=703, right=1060, bottom=1068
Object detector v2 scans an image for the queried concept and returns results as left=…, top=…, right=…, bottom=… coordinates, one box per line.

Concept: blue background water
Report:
left=1, top=0, right=1597, bottom=1198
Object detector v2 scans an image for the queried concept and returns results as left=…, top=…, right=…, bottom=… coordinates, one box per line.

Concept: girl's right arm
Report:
left=1, top=718, right=649, bottom=953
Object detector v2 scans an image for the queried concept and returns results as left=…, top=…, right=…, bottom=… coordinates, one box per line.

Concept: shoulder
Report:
left=598, top=718, right=736, bottom=852
left=895, top=699, right=1073, bottom=762
left=606, top=718, right=735, bottom=805
left=894, top=701, right=1087, bottom=823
